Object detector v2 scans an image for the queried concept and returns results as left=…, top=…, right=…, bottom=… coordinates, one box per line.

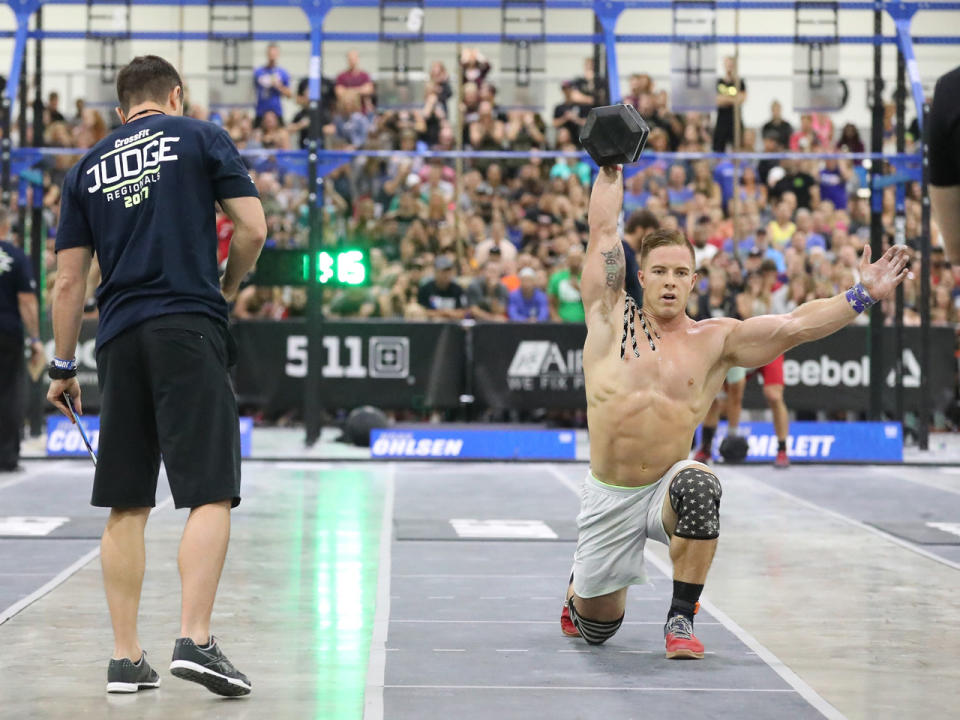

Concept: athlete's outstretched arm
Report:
left=723, top=244, right=909, bottom=369
left=582, top=165, right=626, bottom=318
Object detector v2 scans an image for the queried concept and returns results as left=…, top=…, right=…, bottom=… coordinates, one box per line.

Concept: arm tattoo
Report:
left=601, top=244, right=625, bottom=291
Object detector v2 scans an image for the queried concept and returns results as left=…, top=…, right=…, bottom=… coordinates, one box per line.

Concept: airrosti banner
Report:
left=472, top=323, right=954, bottom=412
left=472, top=323, right=588, bottom=410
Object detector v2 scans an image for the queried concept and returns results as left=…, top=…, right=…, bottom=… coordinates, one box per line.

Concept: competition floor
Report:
left=2, top=459, right=960, bottom=719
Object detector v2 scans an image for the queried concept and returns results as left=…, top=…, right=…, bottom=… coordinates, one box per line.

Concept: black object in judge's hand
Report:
left=579, top=104, right=650, bottom=167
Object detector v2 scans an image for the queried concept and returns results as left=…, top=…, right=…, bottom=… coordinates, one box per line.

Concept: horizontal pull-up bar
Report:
left=3, top=30, right=957, bottom=44
left=9, top=146, right=922, bottom=162
left=15, top=0, right=960, bottom=10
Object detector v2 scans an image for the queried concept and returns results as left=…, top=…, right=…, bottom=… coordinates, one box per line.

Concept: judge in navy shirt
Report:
left=0, top=207, right=44, bottom=472
left=47, top=55, right=266, bottom=696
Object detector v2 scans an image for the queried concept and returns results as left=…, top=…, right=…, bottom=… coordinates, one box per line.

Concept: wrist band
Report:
left=48, top=364, right=77, bottom=380
left=52, top=357, right=78, bottom=371
left=28, top=336, right=41, bottom=345
left=845, top=282, right=877, bottom=314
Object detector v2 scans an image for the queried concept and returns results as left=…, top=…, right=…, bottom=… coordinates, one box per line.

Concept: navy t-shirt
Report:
left=56, top=114, right=259, bottom=349
left=0, top=240, right=36, bottom=340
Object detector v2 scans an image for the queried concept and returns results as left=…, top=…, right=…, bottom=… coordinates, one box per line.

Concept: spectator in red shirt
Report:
left=789, top=114, right=819, bottom=152
left=335, top=50, right=375, bottom=109
left=216, top=208, right=234, bottom=265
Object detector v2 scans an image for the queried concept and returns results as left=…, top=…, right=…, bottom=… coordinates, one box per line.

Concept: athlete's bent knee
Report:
left=568, top=597, right=623, bottom=645
left=669, top=467, right=721, bottom=540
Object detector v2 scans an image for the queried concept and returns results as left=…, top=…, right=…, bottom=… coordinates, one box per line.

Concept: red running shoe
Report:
left=693, top=449, right=710, bottom=464
left=560, top=602, right=580, bottom=637
left=664, top=614, right=704, bottom=659
left=774, top=450, right=790, bottom=469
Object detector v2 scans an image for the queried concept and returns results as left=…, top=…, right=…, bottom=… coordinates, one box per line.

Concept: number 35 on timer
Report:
left=302, top=250, right=368, bottom=285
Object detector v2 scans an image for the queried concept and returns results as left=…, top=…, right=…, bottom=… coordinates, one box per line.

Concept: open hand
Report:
left=860, top=244, right=911, bottom=300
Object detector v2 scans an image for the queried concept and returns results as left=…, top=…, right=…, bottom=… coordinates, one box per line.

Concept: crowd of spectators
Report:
left=2, top=44, right=953, bottom=334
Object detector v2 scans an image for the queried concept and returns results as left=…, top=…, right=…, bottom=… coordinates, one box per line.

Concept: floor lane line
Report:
left=870, top=465, right=960, bottom=498
left=389, top=619, right=721, bottom=625
left=384, top=685, right=797, bottom=693
left=364, top=463, right=396, bottom=720
left=546, top=464, right=846, bottom=720
left=0, top=494, right=175, bottom=626
left=729, top=467, right=960, bottom=573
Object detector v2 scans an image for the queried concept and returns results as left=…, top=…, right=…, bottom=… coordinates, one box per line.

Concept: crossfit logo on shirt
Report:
left=0, top=247, right=12, bottom=275
left=85, top=131, right=180, bottom=203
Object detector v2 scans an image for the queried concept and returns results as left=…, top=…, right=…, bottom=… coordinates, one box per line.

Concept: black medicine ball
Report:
left=344, top=406, right=389, bottom=447
left=719, top=435, right=749, bottom=463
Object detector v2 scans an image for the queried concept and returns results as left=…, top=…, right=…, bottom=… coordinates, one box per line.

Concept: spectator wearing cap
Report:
left=553, top=82, right=592, bottom=149
left=547, top=243, right=585, bottom=322
left=507, top=267, right=549, bottom=322
left=253, top=44, right=292, bottom=126
left=335, top=50, right=375, bottom=109
left=417, top=255, right=468, bottom=319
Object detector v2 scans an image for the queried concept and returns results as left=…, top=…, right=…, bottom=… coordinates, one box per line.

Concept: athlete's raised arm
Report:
left=581, top=165, right=626, bottom=320
left=722, top=244, right=910, bottom=369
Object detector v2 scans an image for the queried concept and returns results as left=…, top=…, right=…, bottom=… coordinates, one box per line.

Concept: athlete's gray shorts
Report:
left=726, top=366, right=747, bottom=383
left=571, top=459, right=710, bottom=599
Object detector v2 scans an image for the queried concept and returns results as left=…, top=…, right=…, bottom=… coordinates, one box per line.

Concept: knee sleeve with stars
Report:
left=668, top=467, right=722, bottom=540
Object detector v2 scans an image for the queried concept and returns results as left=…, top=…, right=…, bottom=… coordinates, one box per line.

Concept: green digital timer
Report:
left=249, top=248, right=370, bottom=286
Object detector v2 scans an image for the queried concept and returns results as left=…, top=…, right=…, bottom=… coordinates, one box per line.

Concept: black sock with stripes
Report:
left=668, top=580, right=703, bottom=622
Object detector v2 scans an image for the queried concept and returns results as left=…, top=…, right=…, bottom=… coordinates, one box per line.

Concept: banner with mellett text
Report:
left=693, top=421, right=903, bottom=463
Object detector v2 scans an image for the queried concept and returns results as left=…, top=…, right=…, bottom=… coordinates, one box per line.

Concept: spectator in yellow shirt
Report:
left=766, top=199, right=796, bottom=250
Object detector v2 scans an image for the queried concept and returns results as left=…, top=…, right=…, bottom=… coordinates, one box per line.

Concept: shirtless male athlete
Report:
left=559, top=164, right=910, bottom=658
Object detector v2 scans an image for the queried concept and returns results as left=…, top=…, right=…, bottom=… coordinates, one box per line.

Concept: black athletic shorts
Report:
left=92, top=313, right=241, bottom=510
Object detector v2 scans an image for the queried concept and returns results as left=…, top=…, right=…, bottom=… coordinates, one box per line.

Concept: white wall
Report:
left=1, top=3, right=958, bottom=136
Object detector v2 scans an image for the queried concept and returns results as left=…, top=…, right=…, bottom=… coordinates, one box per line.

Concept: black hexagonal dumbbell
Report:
left=579, top=104, right=651, bottom=166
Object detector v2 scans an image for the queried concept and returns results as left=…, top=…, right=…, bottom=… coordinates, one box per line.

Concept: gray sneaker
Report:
left=170, top=637, right=251, bottom=697
left=106, top=651, right=161, bottom=693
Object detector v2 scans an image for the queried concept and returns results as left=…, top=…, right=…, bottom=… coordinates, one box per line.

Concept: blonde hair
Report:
left=639, top=228, right=695, bottom=268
